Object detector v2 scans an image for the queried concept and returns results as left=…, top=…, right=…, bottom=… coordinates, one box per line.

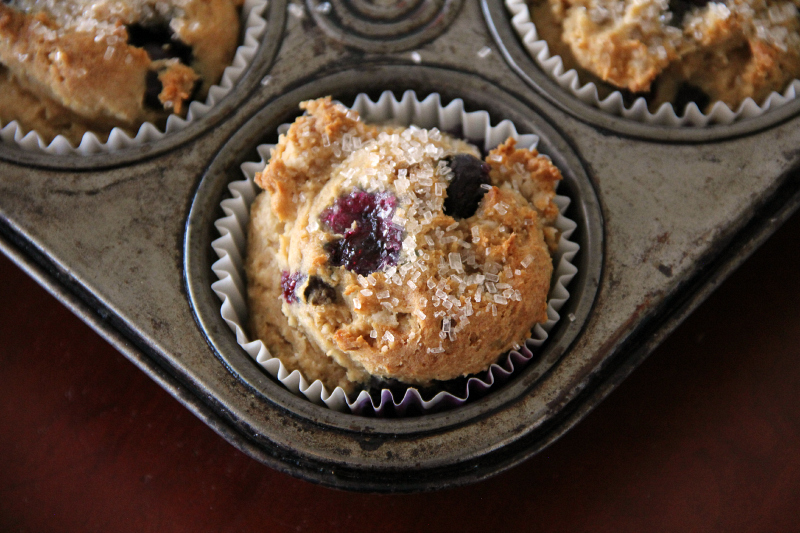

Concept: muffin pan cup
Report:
left=209, top=90, right=580, bottom=415
left=1, top=0, right=800, bottom=491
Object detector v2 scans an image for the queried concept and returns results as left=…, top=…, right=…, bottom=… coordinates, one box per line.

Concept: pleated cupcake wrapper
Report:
left=211, top=90, right=580, bottom=416
left=506, top=0, right=800, bottom=127
left=0, top=0, right=268, bottom=155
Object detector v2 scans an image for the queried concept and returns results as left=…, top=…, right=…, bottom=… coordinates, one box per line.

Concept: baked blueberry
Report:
left=280, top=271, right=304, bottom=303
left=443, top=154, right=491, bottom=219
left=304, top=276, right=337, bottom=305
left=322, top=190, right=402, bottom=276
left=143, top=70, right=163, bottom=110
left=126, top=23, right=194, bottom=64
left=667, top=0, right=710, bottom=26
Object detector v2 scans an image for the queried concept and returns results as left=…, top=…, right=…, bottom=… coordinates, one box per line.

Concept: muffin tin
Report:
left=1, top=0, right=799, bottom=492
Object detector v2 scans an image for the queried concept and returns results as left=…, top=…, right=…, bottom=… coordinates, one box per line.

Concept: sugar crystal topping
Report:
left=575, top=0, right=800, bottom=55
left=6, top=0, right=191, bottom=45
left=310, top=110, right=550, bottom=349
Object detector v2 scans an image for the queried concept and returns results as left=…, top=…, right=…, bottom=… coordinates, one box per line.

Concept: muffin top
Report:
left=538, top=0, right=800, bottom=109
left=0, top=0, right=243, bottom=143
left=246, top=97, right=563, bottom=388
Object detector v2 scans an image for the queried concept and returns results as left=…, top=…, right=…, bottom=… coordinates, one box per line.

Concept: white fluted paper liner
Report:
left=0, top=0, right=268, bottom=155
left=211, top=91, right=580, bottom=415
left=506, top=0, right=800, bottom=127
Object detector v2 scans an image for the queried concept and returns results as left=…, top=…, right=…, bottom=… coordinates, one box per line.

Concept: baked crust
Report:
left=246, top=98, right=563, bottom=390
left=536, top=0, right=800, bottom=108
left=0, top=0, right=242, bottom=143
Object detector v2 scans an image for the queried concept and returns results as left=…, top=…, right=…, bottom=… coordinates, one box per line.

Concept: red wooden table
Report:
left=2, top=210, right=800, bottom=532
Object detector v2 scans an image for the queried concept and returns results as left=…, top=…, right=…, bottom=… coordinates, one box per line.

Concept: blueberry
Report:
left=280, top=271, right=304, bottom=303
left=321, top=190, right=402, bottom=276
left=126, top=23, right=193, bottom=64
left=143, top=70, right=162, bottom=110
left=303, top=276, right=337, bottom=305
left=443, top=154, right=491, bottom=219
left=668, top=0, right=709, bottom=26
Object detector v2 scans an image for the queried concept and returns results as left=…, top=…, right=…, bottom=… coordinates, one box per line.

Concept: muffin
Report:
left=0, top=0, right=244, bottom=144
left=245, top=97, right=563, bottom=393
left=519, top=0, right=800, bottom=114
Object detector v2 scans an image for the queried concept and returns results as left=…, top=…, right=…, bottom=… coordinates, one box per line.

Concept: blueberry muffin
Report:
left=0, top=0, right=243, bottom=143
left=531, top=0, right=800, bottom=110
left=245, top=97, right=563, bottom=392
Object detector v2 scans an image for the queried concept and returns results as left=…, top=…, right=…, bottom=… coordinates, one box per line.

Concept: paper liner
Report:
left=0, top=0, right=268, bottom=155
left=210, top=91, right=580, bottom=416
left=506, top=0, right=800, bottom=127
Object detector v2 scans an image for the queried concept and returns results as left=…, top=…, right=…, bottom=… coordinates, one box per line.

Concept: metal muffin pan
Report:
left=1, top=0, right=799, bottom=492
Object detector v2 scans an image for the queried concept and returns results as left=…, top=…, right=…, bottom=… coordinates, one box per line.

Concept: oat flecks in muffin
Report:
left=534, top=0, right=800, bottom=109
left=0, top=0, right=243, bottom=143
left=246, top=97, right=562, bottom=392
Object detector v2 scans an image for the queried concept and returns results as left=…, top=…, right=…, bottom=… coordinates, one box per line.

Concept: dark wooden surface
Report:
left=2, top=210, right=800, bottom=532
